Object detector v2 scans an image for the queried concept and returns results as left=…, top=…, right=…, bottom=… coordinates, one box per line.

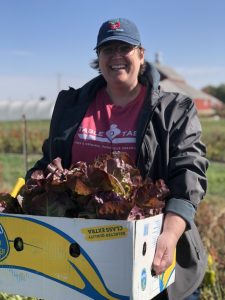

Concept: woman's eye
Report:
left=104, top=47, right=113, bottom=54
left=120, top=46, right=130, bottom=53
left=101, top=46, right=113, bottom=53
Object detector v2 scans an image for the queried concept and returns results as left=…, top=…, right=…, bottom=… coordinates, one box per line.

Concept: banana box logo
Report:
left=158, top=253, right=176, bottom=291
left=0, top=214, right=129, bottom=300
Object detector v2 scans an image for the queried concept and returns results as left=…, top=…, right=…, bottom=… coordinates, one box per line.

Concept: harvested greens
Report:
left=0, top=152, right=170, bottom=220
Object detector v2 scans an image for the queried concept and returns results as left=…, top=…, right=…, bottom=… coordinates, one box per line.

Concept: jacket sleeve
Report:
left=164, top=95, right=208, bottom=226
left=25, top=90, right=69, bottom=181
left=25, top=138, right=51, bottom=180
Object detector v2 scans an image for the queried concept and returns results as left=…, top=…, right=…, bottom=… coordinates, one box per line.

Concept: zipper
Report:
left=195, top=246, right=200, bottom=260
left=136, top=93, right=164, bottom=168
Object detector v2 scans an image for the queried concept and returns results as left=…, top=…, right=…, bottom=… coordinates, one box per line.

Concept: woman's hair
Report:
left=90, top=47, right=147, bottom=75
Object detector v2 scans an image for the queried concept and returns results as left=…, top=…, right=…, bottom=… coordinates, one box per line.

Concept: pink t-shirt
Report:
left=72, top=86, right=146, bottom=164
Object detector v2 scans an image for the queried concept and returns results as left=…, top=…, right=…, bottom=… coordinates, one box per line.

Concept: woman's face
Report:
left=98, top=41, right=144, bottom=89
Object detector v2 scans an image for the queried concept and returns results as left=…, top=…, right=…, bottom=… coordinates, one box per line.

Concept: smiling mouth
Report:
left=111, top=64, right=126, bottom=70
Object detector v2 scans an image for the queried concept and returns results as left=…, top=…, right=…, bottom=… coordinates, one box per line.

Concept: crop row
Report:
left=1, top=119, right=225, bottom=162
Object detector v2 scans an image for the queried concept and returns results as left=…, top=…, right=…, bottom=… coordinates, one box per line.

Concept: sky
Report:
left=0, top=0, right=225, bottom=102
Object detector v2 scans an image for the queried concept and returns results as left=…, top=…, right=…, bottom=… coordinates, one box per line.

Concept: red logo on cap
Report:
left=108, top=21, right=120, bottom=30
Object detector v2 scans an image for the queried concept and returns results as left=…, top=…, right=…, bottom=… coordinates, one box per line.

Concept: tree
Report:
left=202, top=84, right=225, bottom=104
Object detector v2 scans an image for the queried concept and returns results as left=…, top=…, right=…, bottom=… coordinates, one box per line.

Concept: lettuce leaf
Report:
left=15, top=151, right=170, bottom=219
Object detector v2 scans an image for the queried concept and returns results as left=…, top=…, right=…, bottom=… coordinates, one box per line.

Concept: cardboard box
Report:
left=0, top=213, right=175, bottom=299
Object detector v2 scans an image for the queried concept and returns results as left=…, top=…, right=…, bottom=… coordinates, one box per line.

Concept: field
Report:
left=0, top=117, right=225, bottom=299
left=1, top=118, right=225, bottom=161
left=201, top=118, right=225, bottom=162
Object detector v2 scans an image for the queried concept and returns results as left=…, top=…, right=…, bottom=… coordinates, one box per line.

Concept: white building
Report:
left=0, top=99, right=55, bottom=121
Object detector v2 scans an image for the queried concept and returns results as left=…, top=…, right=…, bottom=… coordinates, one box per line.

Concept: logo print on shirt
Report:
left=78, top=124, right=136, bottom=144
left=106, top=124, right=121, bottom=141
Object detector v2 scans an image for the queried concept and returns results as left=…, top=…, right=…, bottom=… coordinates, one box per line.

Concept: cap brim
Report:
left=94, top=36, right=140, bottom=50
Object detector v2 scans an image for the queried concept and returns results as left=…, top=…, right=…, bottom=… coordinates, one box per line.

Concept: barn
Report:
left=154, top=61, right=223, bottom=116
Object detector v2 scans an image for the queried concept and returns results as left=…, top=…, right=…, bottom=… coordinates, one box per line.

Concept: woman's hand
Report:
left=46, top=157, right=69, bottom=181
left=47, top=157, right=64, bottom=174
left=151, top=212, right=186, bottom=275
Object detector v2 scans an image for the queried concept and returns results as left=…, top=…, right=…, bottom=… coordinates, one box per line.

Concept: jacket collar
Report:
left=140, top=61, right=160, bottom=93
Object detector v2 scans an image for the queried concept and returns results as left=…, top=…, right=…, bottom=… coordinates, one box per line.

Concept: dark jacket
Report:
left=26, top=62, right=208, bottom=299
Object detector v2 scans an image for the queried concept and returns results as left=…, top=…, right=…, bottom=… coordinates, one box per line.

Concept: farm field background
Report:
left=0, top=117, right=225, bottom=299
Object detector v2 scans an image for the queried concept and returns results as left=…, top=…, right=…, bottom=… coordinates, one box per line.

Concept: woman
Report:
left=26, top=18, right=208, bottom=300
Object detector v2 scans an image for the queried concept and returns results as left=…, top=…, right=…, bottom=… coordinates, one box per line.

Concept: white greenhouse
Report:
left=0, top=100, right=55, bottom=121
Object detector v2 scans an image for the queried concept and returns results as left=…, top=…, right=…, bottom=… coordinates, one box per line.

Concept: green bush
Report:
left=0, top=120, right=49, bottom=154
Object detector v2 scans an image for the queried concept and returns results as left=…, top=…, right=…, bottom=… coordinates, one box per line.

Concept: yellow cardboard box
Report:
left=0, top=213, right=175, bottom=299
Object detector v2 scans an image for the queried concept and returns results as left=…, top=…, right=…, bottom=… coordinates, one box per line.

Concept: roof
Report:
left=159, top=79, right=222, bottom=106
left=154, top=63, right=185, bottom=82
left=154, top=62, right=223, bottom=109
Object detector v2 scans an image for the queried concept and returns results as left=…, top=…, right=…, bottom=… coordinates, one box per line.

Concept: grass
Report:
left=0, top=120, right=50, bottom=131
left=206, top=161, right=225, bottom=199
left=200, top=118, right=225, bottom=136
left=0, top=153, right=41, bottom=192
left=200, top=117, right=225, bottom=162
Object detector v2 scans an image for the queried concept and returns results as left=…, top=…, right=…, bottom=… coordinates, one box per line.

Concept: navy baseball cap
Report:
left=95, top=18, right=141, bottom=49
